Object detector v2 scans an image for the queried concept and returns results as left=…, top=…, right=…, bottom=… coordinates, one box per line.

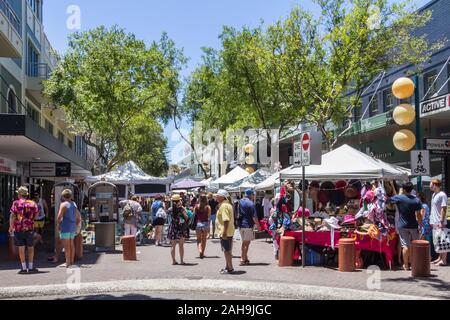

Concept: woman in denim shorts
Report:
left=194, top=194, right=211, bottom=259
left=57, top=189, right=81, bottom=268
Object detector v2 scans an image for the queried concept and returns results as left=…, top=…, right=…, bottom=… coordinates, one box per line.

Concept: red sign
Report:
left=302, top=133, right=310, bottom=151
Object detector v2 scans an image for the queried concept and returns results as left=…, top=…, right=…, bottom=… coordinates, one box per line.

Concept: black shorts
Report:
left=153, top=218, right=165, bottom=226
left=14, top=231, right=34, bottom=247
left=220, top=237, right=233, bottom=252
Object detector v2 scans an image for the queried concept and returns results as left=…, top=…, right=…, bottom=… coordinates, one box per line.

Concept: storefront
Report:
left=0, top=156, right=20, bottom=226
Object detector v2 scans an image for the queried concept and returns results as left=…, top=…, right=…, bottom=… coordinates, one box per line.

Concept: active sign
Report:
left=410, top=150, right=430, bottom=176
left=420, top=94, right=450, bottom=118
left=293, top=131, right=322, bottom=167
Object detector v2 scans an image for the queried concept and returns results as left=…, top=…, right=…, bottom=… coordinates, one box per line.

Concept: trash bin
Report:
left=339, top=238, right=355, bottom=272
left=411, top=240, right=430, bottom=277
left=122, top=235, right=137, bottom=261
left=279, top=236, right=295, bottom=267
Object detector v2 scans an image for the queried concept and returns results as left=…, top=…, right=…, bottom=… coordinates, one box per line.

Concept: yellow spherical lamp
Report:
left=245, top=155, right=255, bottom=165
left=246, top=167, right=255, bottom=174
left=393, top=129, right=416, bottom=151
left=393, top=104, right=416, bottom=126
left=392, top=77, right=415, bottom=100
left=244, top=144, right=255, bottom=154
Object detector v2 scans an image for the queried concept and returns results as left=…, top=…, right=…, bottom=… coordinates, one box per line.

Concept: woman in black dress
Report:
left=167, top=194, right=189, bottom=265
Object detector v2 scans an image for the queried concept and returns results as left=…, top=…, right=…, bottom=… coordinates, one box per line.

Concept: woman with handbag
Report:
left=167, top=194, right=190, bottom=265
left=194, top=194, right=211, bottom=259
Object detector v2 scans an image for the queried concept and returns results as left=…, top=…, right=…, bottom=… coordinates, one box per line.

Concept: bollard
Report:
left=411, top=240, right=430, bottom=277
left=74, top=234, right=83, bottom=261
left=339, top=238, right=356, bottom=272
left=8, top=234, right=19, bottom=261
left=122, top=235, right=137, bottom=261
left=279, top=236, right=295, bottom=267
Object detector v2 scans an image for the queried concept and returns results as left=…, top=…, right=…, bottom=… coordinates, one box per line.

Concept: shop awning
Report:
left=85, top=161, right=171, bottom=185
left=280, top=144, right=411, bottom=181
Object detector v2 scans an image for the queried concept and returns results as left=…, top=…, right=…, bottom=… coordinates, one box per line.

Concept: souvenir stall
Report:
left=88, top=182, right=119, bottom=251
left=262, top=145, right=410, bottom=269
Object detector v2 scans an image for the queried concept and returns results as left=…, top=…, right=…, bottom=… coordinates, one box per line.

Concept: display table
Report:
left=92, top=222, right=116, bottom=252
left=283, top=230, right=398, bottom=269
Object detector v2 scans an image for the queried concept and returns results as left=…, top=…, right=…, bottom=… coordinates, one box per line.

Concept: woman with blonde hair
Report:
left=194, top=194, right=211, bottom=258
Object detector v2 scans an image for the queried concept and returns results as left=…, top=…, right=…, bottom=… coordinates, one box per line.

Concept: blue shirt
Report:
left=388, top=194, right=422, bottom=229
left=421, top=203, right=432, bottom=236
left=151, top=201, right=162, bottom=218
left=238, top=197, right=257, bottom=229
left=61, top=201, right=77, bottom=233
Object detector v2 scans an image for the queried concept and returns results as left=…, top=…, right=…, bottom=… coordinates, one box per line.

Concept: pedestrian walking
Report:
left=194, top=194, right=211, bottom=259
left=430, top=179, right=448, bottom=266
left=237, top=189, right=260, bottom=266
left=387, top=182, right=422, bottom=271
left=167, top=194, right=189, bottom=265
left=120, top=196, right=142, bottom=236
left=208, top=193, right=218, bottom=239
left=33, top=192, right=48, bottom=244
left=152, top=194, right=166, bottom=246
left=57, top=189, right=81, bottom=268
left=215, top=189, right=235, bottom=274
left=9, top=186, right=39, bottom=274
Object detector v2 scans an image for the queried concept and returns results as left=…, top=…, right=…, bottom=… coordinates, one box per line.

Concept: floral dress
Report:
left=167, top=207, right=190, bottom=240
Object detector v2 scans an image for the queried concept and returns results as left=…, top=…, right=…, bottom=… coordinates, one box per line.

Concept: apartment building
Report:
left=0, top=0, right=94, bottom=219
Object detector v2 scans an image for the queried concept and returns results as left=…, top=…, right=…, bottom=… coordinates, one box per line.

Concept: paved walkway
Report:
left=0, top=237, right=449, bottom=299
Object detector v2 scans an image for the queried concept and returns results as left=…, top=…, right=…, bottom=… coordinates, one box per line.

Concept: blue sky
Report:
left=43, top=0, right=429, bottom=164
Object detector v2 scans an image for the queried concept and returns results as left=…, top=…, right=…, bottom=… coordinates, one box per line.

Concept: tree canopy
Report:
left=44, top=26, right=185, bottom=174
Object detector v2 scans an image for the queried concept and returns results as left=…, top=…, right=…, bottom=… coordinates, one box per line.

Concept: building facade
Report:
left=0, top=0, right=94, bottom=222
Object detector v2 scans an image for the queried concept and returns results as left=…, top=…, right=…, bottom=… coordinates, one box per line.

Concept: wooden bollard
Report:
left=339, top=238, right=356, bottom=272
left=411, top=240, right=431, bottom=277
left=8, top=234, right=19, bottom=261
left=122, top=235, right=137, bottom=261
left=74, top=234, right=84, bottom=261
left=279, top=236, right=295, bottom=267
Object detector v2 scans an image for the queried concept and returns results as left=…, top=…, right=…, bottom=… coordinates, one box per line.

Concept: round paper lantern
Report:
left=244, top=144, right=255, bottom=154
left=246, top=167, right=255, bottom=174
left=392, top=77, right=415, bottom=99
left=393, top=104, right=416, bottom=126
left=393, top=129, right=416, bottom=151
left=245, top=155, right=255, bottom=165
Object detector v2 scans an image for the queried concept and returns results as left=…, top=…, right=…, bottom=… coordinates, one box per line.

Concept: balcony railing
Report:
left=27, top=62, right=50, bottom=79
left=0, top=0, right=21, bottom=35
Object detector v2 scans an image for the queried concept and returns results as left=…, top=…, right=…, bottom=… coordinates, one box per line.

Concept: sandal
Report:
left=172, top=262, right=179, bottom=265
left=180, top=262, right=187, bottom=265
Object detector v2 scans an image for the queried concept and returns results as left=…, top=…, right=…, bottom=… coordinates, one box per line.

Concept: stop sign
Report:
left=302, top=133, right=310, bottom=151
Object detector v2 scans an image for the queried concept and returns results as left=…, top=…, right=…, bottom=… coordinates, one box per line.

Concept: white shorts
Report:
left=240, top=228, right=255, bottom=242
left=124, top=224, right=137, bottom=236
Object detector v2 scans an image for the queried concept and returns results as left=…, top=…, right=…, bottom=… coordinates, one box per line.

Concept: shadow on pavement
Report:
left=383, top=275, right=450, bottom=299
left=58, top=294, right=180, bottom=301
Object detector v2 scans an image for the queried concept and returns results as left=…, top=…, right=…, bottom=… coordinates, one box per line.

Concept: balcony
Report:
left=26, top=63, right=50, bottom=103
left=0, top=0, right=22, bottom=58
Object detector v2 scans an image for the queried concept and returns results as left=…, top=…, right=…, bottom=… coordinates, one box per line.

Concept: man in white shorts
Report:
left=237, top=189, right=260, bottom=266
left=430, top=179, right=448, bottom=266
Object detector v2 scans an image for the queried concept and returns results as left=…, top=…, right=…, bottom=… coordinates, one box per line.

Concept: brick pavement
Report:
left=0, top=237, right=449, bottom=299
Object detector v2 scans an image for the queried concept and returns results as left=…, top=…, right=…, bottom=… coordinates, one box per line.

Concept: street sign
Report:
left=410, top=150, right=430, bottom=176
left=30, top=162, right=71, bottom=177
left=426, top=139, right=450, bottom=156
left=293, top=131, right=322, bottom=167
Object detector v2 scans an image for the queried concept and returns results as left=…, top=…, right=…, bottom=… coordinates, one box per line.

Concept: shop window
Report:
left=58, top=131, right=65, bottom=143
left=424, top=70, right=437, bottom=98
left=369, top=94, right=379, bottom=117
left=26, top=102, right=40, bottom=125
left=383, top=89, right=394, bottom=112
left=68, top=140, right=73, bottom=149
left=7, top=89, right=17, bottom=113
left=353, top=106, right=362, bottom=122
left=45, top=120, right=54, bottom=136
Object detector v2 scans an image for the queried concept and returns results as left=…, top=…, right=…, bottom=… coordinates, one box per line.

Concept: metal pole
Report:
left=302, top=166, right=306, bottom=268
left=414, top=75, right=423, bottom=192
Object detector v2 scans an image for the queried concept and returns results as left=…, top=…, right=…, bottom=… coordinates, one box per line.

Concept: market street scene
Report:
left=0, top=0, right=450, bottom=303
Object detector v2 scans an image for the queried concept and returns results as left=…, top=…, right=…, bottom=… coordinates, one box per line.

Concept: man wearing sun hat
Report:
left=238, top=189, right=260, bottom=266
left=9, top=186, right=39, bottom=274
left=215, top=189, right=235, bottom=274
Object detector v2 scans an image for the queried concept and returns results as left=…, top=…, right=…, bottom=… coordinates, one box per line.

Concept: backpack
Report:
left=123, top=203, right=135, bottom=220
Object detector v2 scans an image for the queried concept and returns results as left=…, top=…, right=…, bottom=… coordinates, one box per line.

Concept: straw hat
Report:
left=16, top=186, right=29, bottom=196
left=171, top=194, right=182, bottom=202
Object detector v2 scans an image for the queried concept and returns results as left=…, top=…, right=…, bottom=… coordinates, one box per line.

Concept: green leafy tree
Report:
left=44, top=26, right=185, bottom=173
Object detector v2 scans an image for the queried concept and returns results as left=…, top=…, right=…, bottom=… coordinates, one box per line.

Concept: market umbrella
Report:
left=171, top=178, right=206, bottom=190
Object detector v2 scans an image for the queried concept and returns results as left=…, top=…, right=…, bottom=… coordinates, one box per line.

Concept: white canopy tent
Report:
left=255, top=172, right=281, bottom=191
left=210, top=166, right=250, bottom=189
left=280, top=144, right=411, bottom=181
left=225, top=169, right=272, bottom=193
left=85, top=161, right=172, bottom=197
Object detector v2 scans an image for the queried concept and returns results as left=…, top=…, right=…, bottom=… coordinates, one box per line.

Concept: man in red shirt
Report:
left=9, top=186, right=39, bottom=274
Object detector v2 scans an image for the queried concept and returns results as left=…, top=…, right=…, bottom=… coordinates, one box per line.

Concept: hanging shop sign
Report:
left=425, top=139, right=450, bottom=156
left=30, top=162, right=71, bottom=177
left=0, top=156, right=17, bottom=175
left=420, top=94, right=450, bottom=118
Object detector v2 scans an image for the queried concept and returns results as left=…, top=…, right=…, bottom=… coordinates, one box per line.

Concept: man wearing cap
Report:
left=238, top=189, right=260, bottom=266
left=9, top=186, right=39, bottom=274
left=215, top=189, right=235, bottom=274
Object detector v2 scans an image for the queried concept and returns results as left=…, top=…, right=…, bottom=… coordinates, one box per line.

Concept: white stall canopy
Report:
left=255, top=172, right=281, bottom=191
left=210, top=166, right=250, bottom=188
left=280, top=145, right=411, bottom=181
left=225, top=169, right=272, bottom=193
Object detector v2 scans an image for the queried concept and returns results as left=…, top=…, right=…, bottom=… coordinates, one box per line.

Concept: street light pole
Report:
left=414, top=75, right=423, bottom=192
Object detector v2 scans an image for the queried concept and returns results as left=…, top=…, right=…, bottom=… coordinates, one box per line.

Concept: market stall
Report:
left=255, top=172, right=280, bottom=192
left=262, top=145, right=410, bottom=269
left=209, top=166, right=249, bottom=189
left=171, top=178, right=206, bottom=190
left=225, top=169, right=272, bottom=193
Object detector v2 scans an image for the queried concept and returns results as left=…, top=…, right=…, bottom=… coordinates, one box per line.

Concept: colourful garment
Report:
left=421, top=203, right=432, bottom=237
left=167, top=207, right=190, bottom=240
left=10, top=199, right=39, bottom=233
